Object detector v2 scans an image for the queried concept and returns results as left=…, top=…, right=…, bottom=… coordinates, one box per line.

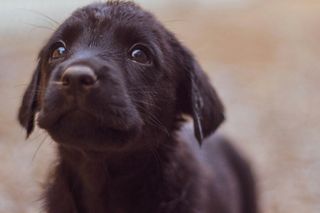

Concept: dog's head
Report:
left=18, top=1, right=224, bottom=151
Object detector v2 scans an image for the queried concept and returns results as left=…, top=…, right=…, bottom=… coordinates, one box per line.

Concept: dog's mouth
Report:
left=38, top=105, right=134, bottom=131
left=37, top=92, right=143, bottom=148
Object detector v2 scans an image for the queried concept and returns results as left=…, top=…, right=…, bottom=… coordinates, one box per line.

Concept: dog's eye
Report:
left=50, top=41, right=67, bottom=61
left=128, top=44, right=151, bottom=64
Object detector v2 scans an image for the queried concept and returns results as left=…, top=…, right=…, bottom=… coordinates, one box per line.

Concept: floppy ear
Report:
left=176, top=45, right=225, bottom=145
left=18, top=60, right=42, bottom=138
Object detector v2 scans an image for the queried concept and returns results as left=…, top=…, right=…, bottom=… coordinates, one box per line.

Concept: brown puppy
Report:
left=18, top=1, right=257, bottom=213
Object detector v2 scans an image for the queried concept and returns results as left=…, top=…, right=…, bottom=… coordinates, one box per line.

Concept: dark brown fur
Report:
left=18, top=1, right=257, bottom=213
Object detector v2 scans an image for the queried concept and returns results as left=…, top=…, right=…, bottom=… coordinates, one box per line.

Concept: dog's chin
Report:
left=37, top=109, right=143, bottom=151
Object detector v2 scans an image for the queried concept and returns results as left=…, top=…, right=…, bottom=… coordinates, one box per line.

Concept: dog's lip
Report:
left=37, top=106, right=80, bottom=129
left=37, top=105, right=141, bottom=132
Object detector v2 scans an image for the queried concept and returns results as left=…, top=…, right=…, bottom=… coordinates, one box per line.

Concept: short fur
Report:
left=18, top=1, right=257, bottom=213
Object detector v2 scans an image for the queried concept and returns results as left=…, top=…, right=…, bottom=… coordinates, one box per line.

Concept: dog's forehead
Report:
left=51, top=2, right=159, bottom=46
left=68, top=2, right=155, bottom=33
left=73, top=2, right=151, bottom=22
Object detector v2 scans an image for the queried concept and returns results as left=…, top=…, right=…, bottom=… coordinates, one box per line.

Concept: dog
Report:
left=18, top=1, right=257, bottom=213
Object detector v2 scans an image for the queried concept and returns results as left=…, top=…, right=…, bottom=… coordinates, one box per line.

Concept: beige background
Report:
left=0, top=0, right=319, bottom=212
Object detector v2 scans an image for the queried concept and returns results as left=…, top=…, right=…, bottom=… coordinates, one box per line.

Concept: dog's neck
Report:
left=56, top=137, right=176, bottom=212
left=59, top=144, right=166, bottom=175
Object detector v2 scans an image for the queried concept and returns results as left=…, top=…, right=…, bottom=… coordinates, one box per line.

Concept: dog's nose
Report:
left=61, top=65, right=97, bottom=88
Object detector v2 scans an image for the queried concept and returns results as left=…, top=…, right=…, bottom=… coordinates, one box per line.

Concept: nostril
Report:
left=80, top=74, right=97, bottom=86
left=62, top=75, right=70, bottom=86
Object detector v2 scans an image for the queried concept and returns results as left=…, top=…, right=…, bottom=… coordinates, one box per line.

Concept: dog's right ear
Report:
left=18, top=60, right=42, bottom=138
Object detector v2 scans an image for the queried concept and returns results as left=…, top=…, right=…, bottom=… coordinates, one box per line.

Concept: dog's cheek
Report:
left=37, top=62, right=57, bottom=108
left=37, top=70, right=48, bottom=109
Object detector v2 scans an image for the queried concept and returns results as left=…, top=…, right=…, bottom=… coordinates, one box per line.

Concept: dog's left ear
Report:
left=18, top=60, right=42, bottom=138
left=175, top=43, right=225, bottom=145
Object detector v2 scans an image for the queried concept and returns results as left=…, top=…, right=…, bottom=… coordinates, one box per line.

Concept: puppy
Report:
left=18, top=1, right=257, bottom=213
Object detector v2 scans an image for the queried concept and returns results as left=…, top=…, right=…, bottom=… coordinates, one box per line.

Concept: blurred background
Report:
left=1, top=0, right=320, bottom=212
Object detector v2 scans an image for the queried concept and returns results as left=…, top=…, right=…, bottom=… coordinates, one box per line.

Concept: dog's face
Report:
left=18, top=2, right=224, bottom=151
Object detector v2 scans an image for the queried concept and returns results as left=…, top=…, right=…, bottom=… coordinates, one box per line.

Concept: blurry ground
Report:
left=0, top=0, right=320, bottom=212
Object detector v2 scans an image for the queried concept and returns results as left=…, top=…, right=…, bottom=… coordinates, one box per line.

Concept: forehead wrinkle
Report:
left=113, top=22, right=153, bottom=45
left=76, top=9, right=113, bottom=47
left=61, top=21, right=83, bottom=43
left=44, top=17, right=84, bottom=51
left=67, top=1, right=158, bottom=46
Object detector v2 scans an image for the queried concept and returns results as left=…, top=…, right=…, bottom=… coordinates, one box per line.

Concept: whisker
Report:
left=21, top=8, right=60, bottom=27
left=52, top=81, right=64, bottom=85
left=149, top=146, right=161, bottom=170
left=128, top=90, right=157, bottom=95
left=29, top=130, right=46, bottom=142
left=163, top=19, right=186, bottom=24
left=128, top=87, right=158, bottom=92
left=32, top=134, right=49, bottom=162
left=147, top=117, right=170, bottom=136
left=14, top=83, right=31, bottom=88
left=23, top=22, right=55, bottom=32
left=131, top=99, right=161, bottom=110
left=135, top=104, right=170, bottom=136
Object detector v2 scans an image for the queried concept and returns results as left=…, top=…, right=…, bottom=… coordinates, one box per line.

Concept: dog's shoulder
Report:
left=177, top=122, right=229, bottom=163
left=177, top=123, right=246, bottom=212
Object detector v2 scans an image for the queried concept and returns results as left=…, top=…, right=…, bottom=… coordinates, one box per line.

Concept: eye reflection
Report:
left=128, top=44, right=152, bottom=64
